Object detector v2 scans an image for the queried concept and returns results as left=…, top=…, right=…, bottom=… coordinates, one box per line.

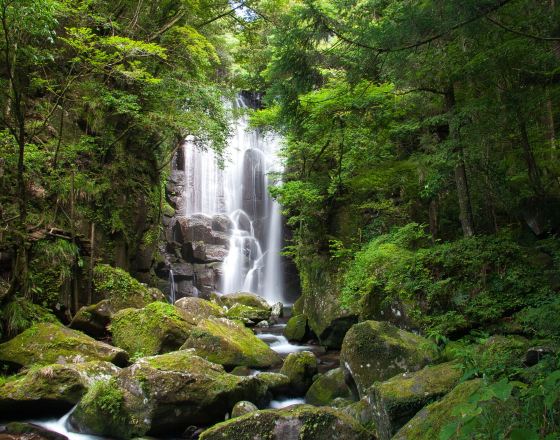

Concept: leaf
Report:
left=439, top=422, right=458, bottom=440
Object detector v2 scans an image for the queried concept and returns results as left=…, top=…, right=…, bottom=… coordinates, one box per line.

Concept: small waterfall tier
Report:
left=159, top=95, right=285, bottom=304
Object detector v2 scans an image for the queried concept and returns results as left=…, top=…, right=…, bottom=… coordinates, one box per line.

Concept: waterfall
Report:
left=180, top=95, right=285, bottom=303
left=168, top=270, right=177, bottom=304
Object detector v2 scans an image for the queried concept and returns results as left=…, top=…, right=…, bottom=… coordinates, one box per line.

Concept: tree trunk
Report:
left=445, top=85, right=475, bottom=237
left=428, top=199, right=439, bottom=241
left=516, top=111, right=545, bottom=197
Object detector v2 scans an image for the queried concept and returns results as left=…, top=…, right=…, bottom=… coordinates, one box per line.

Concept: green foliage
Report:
left=0, top=297, right=58, bottom=340
left=516, top=298, right=560, bottom=340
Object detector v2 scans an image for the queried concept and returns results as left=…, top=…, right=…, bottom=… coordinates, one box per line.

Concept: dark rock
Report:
left=2, top=423, right=68, bottom=440
left=305, top=367, right=351, bottom=406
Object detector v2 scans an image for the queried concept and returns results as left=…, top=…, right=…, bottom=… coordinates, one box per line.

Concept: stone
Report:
left=69, top=300, right=114, bottom=338
left=255, top=372, right=291, bottom=397
left=199, top=404, right=370, bottom=440
left=269, top=302, right=283, bottom=324
left=283, top=314, right=309, bottom=342
left=231, top=401, right=258, bottom=418
left=255, top=320, right=269, bottom=328
left=340, top=320, right=436, bottom=398
left=305, top=367, right=351, bottom=406
left=180, top=317, right=281, bottom=368
left=342, top=398, right=378, bottom=437
left=0, top=323, right=129, bottom=369
left=226, top=304, right=271, bottom=323
left=212, top=214, right=234, bottom=232
left=0, top=361, right=120, bottom=417
left=169, top=262, right=194, bottom=278
left=279, top=351, right=318, bottom=395
left=367, top=361, right=462, bottom=439
left=110, top=302, right=193, bottom=357
left=174, top=297, right=224, bottom=320
left=0, top=423, right=68, bottom=440
left=392, top=380, right=483, bottom=440
left=218, top=292, right=271, bottom=311
left=192, top=242, right=228, bottom=263
left=69, top=350, right=269, bottom=439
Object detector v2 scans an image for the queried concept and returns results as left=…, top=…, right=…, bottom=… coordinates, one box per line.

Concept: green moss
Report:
left=305, top=367, right=350, bottom=406
left=1, top=297, right=59, bottom=339
left=279, top=351, right=318, bottom=394
left=219, top=292, right=271, bottom=311
left=283, top=314, right=308, bottom=341
left=225, top=304, right=270, bottom=323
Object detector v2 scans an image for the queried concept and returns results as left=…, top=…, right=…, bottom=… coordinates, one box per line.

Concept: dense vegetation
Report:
left=0, top=0, right=559, bottom=438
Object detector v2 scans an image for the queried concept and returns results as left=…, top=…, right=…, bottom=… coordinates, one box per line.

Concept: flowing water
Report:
left=181, top=95, right=285, bottom=303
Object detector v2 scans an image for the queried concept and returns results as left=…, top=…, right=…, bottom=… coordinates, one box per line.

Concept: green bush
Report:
left=0, top=297, right=58, bottom=339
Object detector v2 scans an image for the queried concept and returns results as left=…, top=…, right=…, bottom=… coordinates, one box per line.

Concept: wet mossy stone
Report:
left=179, top=317, right=281, bottom=368
left=367, top=361, right=462, bottom=440
left=231, top=401, right=258, bottom=418
left=225, top=304, right=271, bottom=323
left=0, top=323, right=129, bottom=369
left=305, top=367, right=351, bottom=406
left=340, top=320, right=436, bottom=398
left=392, top=379, right=483, bottom=440
left=199, top=404, right=370, bottom=440
left=174, top=297, right=225, bottom=320
left=342, top=398, right=378, bottom=437
left=2, top=422, right=68, bottom=440
left=279, top=351, right=318, bottom=395
left=255, top=372, right=291, bottom=397
left=218, top=292, right=271, bottom=311
left=69, top=350, right=269, bottom=439
left=283, top=314, right=309, bottom=342
left=0, top=361, right=120, bottom=416
left=69, top=299, right=114, bottom=338
left=110, top=302, right=193, bottom=357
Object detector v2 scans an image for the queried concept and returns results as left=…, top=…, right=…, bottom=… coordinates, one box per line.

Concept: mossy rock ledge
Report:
left=367, top=361, right=462, bottom=440
left=217, top=292, right=271, bottom=311
left=199, top=404, right=370, bottom=440
left=0, top=323, right=129, bottom=369
left=0, top=361, right=120, bottom=417
left=180, top=317, right=281, bottom=368
left=305, top=367, right=351, bottom=406
left=69, top=350, right=269, bottom=439
left=279, top=351, right=318, bottom=395
left=340, top=320, right=436, bottom=398
left=392, top=379, right=483, bottom=440
left=110, top=302, right=194, bottom=356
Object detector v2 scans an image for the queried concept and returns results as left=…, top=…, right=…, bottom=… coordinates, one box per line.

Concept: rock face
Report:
left=340, top=320, right=436, bottom=398
left=279, top=351, right=318, bottom=395
left=199, top=405, right=370, bottom=440
left=69, top=350, right=269, bottom=439
left=110, top=302, right=193, bottom=356
left=305, top=368, right=351, bottom=406
left=392, top=379, right=483, bottom=440
left=180, top=317, right=281, bottom=368
left=0, top=361, right=119, bottom=416
left=0, top=323, right=129, bottom=369
left=367, top=361, right=462, bottom=440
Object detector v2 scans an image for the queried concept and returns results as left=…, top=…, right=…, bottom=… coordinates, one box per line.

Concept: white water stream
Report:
left=181, top=96, right=285, bottom=303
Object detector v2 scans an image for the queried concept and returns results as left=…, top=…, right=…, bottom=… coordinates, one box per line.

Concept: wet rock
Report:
left=231, top=401, right=258, bottom=418
left=368, top=361, right=462, bottom=439
left=110, top=302, right=193, bottom=356
left=283, top=314, right=310, bottom=342
left=255, top=320, right=269, bottom=328
left=69, top=300, right=114, bottom=338
left=218, top=292, right=271, bottom=311
left=180, top=317, right=281, bottom=368
left=392, top=380, right=483, bottom=440
left=69, top=350, right=268, bottom=439
left=342, top=398, right=378, bottom=437
left=255, top=372, right=291, bottom=397
left=0, top=362, right=119, bottom=416
left=0, top=323, right=128, bottom=369
left=174, top=297, right=225, bottom=320
left=1, top=423, right=68, bottom=440
left=226, top=304, right=270, bottom=323
left=191, top=242, right=228, bottom=263
left=212, top=214, right=234, bottom=233
left=269, top=302, right=283, bottom=324
left=279, top=351, right=318, bottom=395
left=199, top=404, right=370, bottom=440
left=169, top=262, right=194, bottom=278
left=174, top=215, right=230, bottom=247
left=305, top=367, right=351, bottom=406
left=340, top=320, right=436, bottom=398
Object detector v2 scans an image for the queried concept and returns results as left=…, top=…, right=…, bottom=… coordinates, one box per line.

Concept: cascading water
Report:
left=180, top=95, right=285, bottom=303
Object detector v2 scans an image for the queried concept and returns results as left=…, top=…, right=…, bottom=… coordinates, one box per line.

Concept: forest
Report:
left=0, top=0, right=559, bottom=439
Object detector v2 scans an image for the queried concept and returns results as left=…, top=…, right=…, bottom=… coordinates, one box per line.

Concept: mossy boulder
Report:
left=218, top=292, right=271, bottom=311
left=69, top=300, right=114, bottom=338
left=1, top=422, right=68, bottom=440
left=283, top=314, right=310, bottom=342
left=110, top=302, right=193, bottom=357
left=392, top=379, right=483, bottom=440
left=225, top=304, right=271, bottom=323
left=342, top=398, right=378, bottom=437
left=305, top=367, right=351, bottom=406
left=279, top=351, right=318, bottom=394
left=174, top=297, right=225, bottom=320
left=340, top=320, right=436, bottom=398
left=0, top=361, right=119, bottom=416
left=199, top=404, right=370, bottom=440
left=93, top=264, right=164, bottom=308
left=0, top=323, right=128, bottom=369
left=180, top=317, right=281, bottom=368
left=231, top=401, right=258, bottom=418
left=69, top=350, right=269, bottom=439
left=367, top=361, right=462, bottom=439
left=255, top=372, right=291, bottom=397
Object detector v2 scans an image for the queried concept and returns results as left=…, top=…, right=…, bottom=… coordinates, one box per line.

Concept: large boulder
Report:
left=225, top=304, right=271, bottom=323
left=340, top=320, right=436, bottom=398
left=69, top=300, right=114, bottom=338
left=255, top=372, right=291, bottom=397
left=180, top=317, right=281, bottom=368
left=69, top=350, right=268, bottom=439
left=218, top=292, right=271, bottom=311
left=279, top=351, right=318, bottom=395
left=110, top=302, right=193, bottom=357
left=174, top=214, right=230, bottom=247
left=199, top=405, right=370, bottom=440
left=305, top=367, right=351, bottom=406
left=0, top=361, right=119, bottom=416
left=0, top=323, right=128, bottom=369
left=392, top=379, right=483, bottom=440
left=367, top=361, right=462, bottom=439
left=283, top=314, right=310, bottom=342
left=231, top=401, right=258, bottom=418
left=174, top=297, right=225, bottom=320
